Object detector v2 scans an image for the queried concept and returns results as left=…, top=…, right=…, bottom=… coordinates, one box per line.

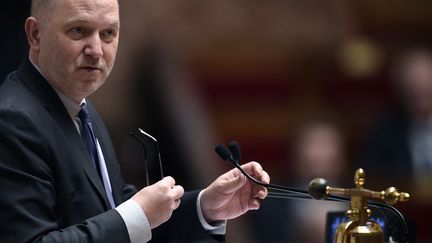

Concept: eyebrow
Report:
left=66, top=17, right=120, bottom=28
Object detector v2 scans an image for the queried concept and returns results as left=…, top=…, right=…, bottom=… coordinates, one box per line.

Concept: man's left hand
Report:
left=200, top=161, right=270, bottom=223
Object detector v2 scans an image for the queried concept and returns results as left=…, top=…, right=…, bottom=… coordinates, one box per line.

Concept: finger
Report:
left=219, top=173, right=247, bottom=194
left=162, top=176, right=176, bottom=188
left=240, top=162, right=263, bottom=178
left=173, top=198, right=181, bottom=210
left=256, top=172, right=269, bottom=198
left=250, top=165, right=270, bottom=188
left=252, top=184, right=267, bottom=198
left=251, top=171, right=269, bottom=198
left=248, top=198, right=261, bottom=210
left=257, top=186, right=268, bottom=199
left=260, top=171, right=270, bottom=184
left=171, top=185, right=185, bottom=199
left=251, top=162, right=263, bottom=178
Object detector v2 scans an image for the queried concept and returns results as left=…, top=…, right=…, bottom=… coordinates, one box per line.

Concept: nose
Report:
left=84, top=33, right=103, bottom=59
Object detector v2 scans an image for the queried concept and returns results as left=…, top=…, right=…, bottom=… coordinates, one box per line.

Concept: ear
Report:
left=25, top=17, right=41, bottom=53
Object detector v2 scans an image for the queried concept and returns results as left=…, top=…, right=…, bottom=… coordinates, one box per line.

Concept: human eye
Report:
left=68, top=27, right=87, bottom=40
left=100, top=28, right=117, bottom=43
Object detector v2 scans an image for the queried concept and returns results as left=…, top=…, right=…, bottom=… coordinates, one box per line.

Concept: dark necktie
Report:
left=78, top=103, right=115, bottom=208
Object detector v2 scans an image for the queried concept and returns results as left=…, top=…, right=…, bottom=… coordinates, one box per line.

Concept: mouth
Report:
left=79, top=66, right=103, bottom=72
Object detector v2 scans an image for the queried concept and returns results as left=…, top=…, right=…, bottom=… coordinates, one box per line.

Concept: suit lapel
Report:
left=60, top=117, right=112, bottom=210
left=90, top=110, right=123, bottom=206
left=17, top=59, right=112, bottom=210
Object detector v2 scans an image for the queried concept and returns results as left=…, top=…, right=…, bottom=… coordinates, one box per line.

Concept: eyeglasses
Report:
left=129, top=128, right=164, bottom=186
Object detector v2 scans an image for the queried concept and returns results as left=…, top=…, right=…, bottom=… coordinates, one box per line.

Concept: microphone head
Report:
left=308, top=178, right=329, bottom=200
left=228, top=141, right=241, bottom=162
left=215, top=144, right=233, bottom=162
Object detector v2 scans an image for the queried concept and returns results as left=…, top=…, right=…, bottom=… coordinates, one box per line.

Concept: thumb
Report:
left=218, top=174, right=247, bottom=194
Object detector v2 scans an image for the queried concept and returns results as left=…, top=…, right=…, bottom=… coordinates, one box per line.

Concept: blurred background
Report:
left=2, top=0, right=432, bottom=242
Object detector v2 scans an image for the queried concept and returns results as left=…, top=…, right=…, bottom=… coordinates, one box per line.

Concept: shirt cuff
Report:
left=116, top=199, right=152, bottom=243
left=196, top=190, right=227, bottom=235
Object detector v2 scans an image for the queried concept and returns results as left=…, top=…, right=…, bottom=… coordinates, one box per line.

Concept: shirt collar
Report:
left=28, top=57, right=84, bottom=118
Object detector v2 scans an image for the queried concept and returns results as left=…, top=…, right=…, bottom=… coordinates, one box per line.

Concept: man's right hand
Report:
left=131, top=176, right=184, bottom=229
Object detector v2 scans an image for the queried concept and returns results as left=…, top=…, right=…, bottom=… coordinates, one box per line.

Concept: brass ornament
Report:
left=309, top=168, right=410, bottom=243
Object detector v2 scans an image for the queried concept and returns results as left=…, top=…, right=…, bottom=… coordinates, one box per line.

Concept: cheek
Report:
left=105, top=43, right=118, bottom=65
left=65, top=44, right=83, bottom=61
left=48, top=41, right=81, bottom=69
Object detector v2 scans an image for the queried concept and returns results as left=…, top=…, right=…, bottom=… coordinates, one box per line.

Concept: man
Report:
left=0, top=0, right=270, bottom=242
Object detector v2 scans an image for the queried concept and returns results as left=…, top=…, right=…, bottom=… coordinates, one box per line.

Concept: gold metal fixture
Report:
left=309, top=168, right=409, bottom=243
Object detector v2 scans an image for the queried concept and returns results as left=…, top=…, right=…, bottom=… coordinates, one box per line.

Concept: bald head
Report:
left=31, top=0, right=58, bottom=26
left=31, top=0, right=119, bottom=26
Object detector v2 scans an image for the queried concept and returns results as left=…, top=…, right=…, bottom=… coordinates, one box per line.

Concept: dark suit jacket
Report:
left=0, top=60, right=220, bottom=243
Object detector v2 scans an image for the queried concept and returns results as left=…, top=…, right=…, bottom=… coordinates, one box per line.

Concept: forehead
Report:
left=50, top=0, right=119, bottom=26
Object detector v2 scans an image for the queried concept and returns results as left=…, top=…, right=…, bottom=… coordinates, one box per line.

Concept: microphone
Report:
left=215, top=141, right=410, bottom=242
left=215, top=144, right=318, bottom=200
left=215, top=144, right=234, bottom=162
left=228, top=141, right=241, bottom=162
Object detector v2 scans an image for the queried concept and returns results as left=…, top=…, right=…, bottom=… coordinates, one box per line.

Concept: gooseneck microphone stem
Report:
left=368, top=201, right=409, bottom=243
left=215, top=144, right=348, bottom=200
left=228, top=157, right=312, bottom=197
left=267, top=192, right=311, bottom=200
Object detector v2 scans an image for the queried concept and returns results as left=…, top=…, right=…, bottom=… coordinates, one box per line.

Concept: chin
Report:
left=77, top=82, right=103, bottom=96
left=82, top=75, right=105, bottom=84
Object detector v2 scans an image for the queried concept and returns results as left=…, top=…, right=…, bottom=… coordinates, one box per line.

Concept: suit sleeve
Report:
left=150, top=191, right=225, bottom=243
left=0, top=109, right=130, bottom=243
